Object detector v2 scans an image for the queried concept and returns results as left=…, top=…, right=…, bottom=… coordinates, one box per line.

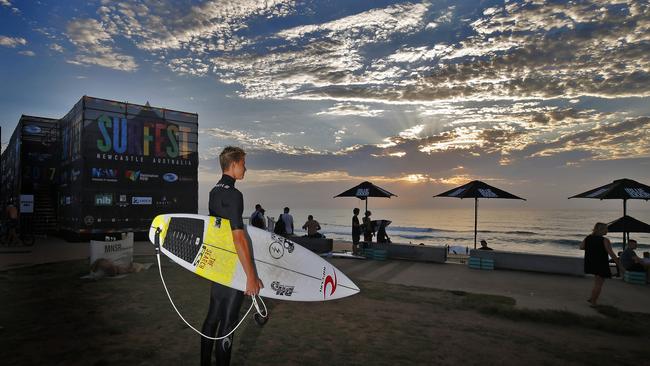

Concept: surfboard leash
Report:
left=154, top=227, right=268, bottom=341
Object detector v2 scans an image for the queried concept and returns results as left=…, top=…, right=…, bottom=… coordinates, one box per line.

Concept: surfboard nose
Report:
left=331, top=268, right=360, bottom=299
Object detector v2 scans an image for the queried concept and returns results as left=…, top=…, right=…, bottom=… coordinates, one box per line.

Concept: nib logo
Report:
left=125, top=170, right=141, bottom=182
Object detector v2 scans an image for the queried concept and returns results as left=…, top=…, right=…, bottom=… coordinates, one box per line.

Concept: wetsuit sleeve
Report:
left=230, top=190, right=245, bottom=230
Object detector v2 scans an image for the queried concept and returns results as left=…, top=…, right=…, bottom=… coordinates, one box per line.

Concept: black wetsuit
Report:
left=201, top=174, right=245, bottom=366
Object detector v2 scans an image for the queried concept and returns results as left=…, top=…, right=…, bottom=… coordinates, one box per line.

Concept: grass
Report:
left=2, top=257, right=650, bottom=365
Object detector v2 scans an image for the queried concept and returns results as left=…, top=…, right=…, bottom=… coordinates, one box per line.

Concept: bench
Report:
left=365, top=243, right=447, bottom=263
left=288, top=236, right=333, bottom=254
left=469, top=249, right=584, bottom=276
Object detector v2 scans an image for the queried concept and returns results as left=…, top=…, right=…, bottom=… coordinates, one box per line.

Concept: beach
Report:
left=2, top=238, right=650, bottom=365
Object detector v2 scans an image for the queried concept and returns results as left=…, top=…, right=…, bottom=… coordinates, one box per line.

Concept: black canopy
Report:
left=434, top=180, right=526, bottom=249
left=607, top=215, right=650, bottom=234
left=569, top=178, right=650, bottom=247
left=334, top=181, right=397, bottom=212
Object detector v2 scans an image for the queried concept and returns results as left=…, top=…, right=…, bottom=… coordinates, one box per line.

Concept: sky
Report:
left=1, top=0, right=650, bottom=212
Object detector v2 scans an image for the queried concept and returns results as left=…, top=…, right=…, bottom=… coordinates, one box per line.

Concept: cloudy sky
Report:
left=1, top=0, right=649, bottom=211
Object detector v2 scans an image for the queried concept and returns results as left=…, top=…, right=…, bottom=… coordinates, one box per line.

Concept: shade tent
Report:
left=607, top=215, right=650, bottom=236
left=334, top=181, right=397, bottom=213
left=434, top=180, right=526, bottom=249
left=569, top=178, right=650, bottom=248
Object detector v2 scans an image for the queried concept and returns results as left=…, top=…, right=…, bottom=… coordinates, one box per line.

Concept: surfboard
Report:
left=320, top=251, right=366, bottom=260
left=150, top=214, right=359, bottom=301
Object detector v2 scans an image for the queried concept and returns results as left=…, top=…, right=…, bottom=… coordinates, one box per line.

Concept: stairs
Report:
left=31, top=185, right=58, bottom=234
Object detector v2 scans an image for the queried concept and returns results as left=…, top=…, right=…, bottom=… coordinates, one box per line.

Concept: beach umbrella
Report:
left=433, top=180, right=526, bottom=249
left=334, top=181, right=397, bottom=213
left=606, top=216, right=650, bottom=240
left=569, top=178, right=650, bottom=247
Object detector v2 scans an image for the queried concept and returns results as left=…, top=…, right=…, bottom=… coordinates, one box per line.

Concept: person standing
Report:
left=351, top=208, right=361, bottom=254
left=5, top=198, right=19, bottom=245
left=280, top=207, right=294, bottom=235
left=581, top=222, right=621, bottom=306
left=201, top=146, right=263, bottom=366
left=362, top=210, right=373, bottom=243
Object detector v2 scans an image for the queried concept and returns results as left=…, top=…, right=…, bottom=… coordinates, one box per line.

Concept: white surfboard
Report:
left=150, top=214, right=359, bottom=301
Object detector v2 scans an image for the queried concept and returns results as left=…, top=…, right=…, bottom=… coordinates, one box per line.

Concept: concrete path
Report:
left=2, top=238, right=648, bottom=317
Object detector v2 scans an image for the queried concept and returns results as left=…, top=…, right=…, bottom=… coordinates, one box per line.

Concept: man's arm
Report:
left=232, top=229, right=263, bottom=296
left=604, top=238, right=622, bottom=270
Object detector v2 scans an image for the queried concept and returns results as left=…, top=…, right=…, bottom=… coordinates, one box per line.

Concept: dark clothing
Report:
left=200, top=283, right=244, bottom=366
left=362, top=216, right=373, bottom=242
left=584, top=235, right=611, bottom=278
left=352, top=215, right=361, bottom=245
left=478, top=246, right=493, bottom=251
left=620, top=248, right=639, bottom=270
left=620, top=248, right=646, bottom=272
left=202, top=174, right=245, bottom=366
left=208, top=175, right=244, bottom=230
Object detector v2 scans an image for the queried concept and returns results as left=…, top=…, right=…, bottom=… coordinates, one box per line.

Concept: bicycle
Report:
left=0, top=219, right=35, bottom=247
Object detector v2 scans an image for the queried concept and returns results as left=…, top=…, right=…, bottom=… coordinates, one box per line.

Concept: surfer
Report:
left=201, top=146, right=264, bottom=366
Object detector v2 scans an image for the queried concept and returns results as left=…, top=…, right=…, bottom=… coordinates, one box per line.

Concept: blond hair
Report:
left=592, top=222, right=608, bottom=236
left=219, top=146, right=246, bottom=171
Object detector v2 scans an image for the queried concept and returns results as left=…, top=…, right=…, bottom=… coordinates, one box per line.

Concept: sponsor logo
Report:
left=125, top=170, right=158, bottom=181
left=95, top=194, right=113, bottom=206
left=24, top=125, right=42, bottom=134
left=319, top=267, right=338, bottom=300
left=117, top=194, right=129, bottom=207
left=478, top=188, right=498, bottom=198
left=356, top=188, right=370, bottom=197
left=71, top=169, right=81, bottom=182
left=269, top=240, right=284, bottom=259
left=625, top=188, right=650, bottom=199
left=163, top=173, right=178, bottom=182
left=270, top=281, right=295, bottom=297
left=125, top=170, right=140, bottom=181
left=84, top=216, right=95, bottom=226
left=155, top=196, right=176, bottom=206
left=448, top=187, right=467, bottom=197
left=132, top=196, right=152, bottom=205
left=92, top=168, right=118, bottom=182
left=270, top=234, right=295, bottom=257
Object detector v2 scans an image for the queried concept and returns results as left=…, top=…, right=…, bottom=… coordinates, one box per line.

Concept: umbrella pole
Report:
left=623, top=199, right=627, bottom=250
left=474, top=198, right=478, bottom=250
left=365, top=198, right=368, bottom=214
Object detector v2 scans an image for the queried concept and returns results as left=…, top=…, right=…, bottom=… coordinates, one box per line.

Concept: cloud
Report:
left=49, top=43, right=64, bottom=52
left=18, top=50, right=35, bottom=56
left=0, top=0, right=11, bottom=7
left=65, top=18, right=138, bottom=71
left=0, top=35, right=26, bottom=47
left=316, top=103, right=384, bottom=117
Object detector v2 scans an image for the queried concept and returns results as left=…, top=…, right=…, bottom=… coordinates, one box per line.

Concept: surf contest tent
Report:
left=334, top=181, right=397, bottom=213
left=433, top=180, right=526, bottom=249
left=569, top=178, right=650, bottom=248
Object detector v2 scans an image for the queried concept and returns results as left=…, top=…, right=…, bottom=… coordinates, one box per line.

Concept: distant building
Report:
left=1, top=96, right=199, bottom=239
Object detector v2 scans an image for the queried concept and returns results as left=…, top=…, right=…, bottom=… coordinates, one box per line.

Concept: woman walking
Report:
left=581, top=222, right=621, bottom=306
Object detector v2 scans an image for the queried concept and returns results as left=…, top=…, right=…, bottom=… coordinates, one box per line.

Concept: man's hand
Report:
left=245, top=276, right=264, bottom=296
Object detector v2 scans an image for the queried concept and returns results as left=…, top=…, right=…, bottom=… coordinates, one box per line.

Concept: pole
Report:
left=474, top=197, right=478, bottom=250
left=623, top=199, right=627, bottom=250
left=365, top=198, right=368, bottom=214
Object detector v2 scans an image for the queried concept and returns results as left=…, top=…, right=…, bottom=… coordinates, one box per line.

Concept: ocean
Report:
left=248, top=207, right=650, bottom=257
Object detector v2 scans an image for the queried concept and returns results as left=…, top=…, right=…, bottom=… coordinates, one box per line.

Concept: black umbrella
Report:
left=569, top=178, right=650, bottom=247
left=434, top=180, right=526, bottom=249
left=334, top=181, right=397, bottom=213
left=607, top=215, right=650, bottom=234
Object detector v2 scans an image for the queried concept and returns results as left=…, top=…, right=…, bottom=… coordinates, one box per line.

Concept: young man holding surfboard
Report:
left=201, top=146, right=264, bottom=366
